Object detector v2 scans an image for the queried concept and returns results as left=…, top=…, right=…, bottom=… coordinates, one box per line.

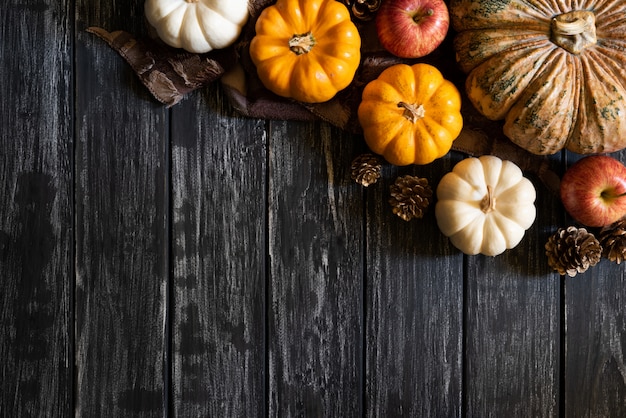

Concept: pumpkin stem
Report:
left=289, top=32, right=316, bottom=55
left=480, top=185, right=496, bottom=213
left=398, top=102, right=426, bottom=123
left=551, top=11, right=596, bottom=54
left=185, top=0, right=199, bottom=3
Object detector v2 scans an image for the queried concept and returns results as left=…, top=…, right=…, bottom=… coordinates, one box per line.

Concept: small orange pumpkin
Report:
left=357, top=63, right=463, bottom=166
left=249, top=0, right=361, bottom=103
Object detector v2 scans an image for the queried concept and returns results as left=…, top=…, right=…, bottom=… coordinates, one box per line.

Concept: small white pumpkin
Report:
left=145, top=0, right=250, bottom=54
left=435, top=155, right=537, bottom=256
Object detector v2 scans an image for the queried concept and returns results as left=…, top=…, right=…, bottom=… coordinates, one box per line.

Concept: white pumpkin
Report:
left=145, top=0, right=250, bottom=54
left=435, top=155, right=537, bottom=256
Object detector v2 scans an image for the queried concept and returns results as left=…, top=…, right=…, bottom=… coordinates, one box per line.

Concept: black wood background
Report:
left=3, top=0, right=626, bottom=416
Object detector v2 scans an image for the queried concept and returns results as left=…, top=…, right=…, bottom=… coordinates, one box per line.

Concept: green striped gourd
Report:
left=451, top=0, right=626, bottom=155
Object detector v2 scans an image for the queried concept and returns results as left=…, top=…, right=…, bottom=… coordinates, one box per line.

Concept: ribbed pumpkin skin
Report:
left=435, top=155, right=537, bottom=256
left=249, top=0, right=361, bottom=104
left=144, top=0, right=250, bottom=54
left=451, top=0, right=626, bottom=155
left=357, top=63, right=463, bottom=166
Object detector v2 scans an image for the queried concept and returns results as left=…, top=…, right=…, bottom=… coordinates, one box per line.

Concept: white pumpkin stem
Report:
left=185, top=0, right=199, bottom=3
left=289, top=32, right=316, bottom=55
left=398, top=102, right=426, bottom=123
left=480, top=185, right=496, bottom=213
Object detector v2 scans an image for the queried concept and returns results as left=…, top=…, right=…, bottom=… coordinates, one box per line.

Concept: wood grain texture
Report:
left=565, top=267, right=626, bottom=417
left=5, top=0, right=626, bottom=415
left=74, top=1, right=168, bottom=416
left=365, top=156, right=464, bottom=417
left=267, top=120, right=364, bottom=416
left=564, top=151, right=626, bottom=417
left=170, top=85, right=267, bottom=416
left=464, top=166, right=561, bottom=417
left=0, top=1, right=73, bottom=416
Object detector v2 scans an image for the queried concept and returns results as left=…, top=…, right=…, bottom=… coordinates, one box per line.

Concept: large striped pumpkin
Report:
left=450, top=0, right=626, bottom=155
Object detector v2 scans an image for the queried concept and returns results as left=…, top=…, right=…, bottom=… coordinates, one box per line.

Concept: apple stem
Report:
left=480, top=185, right=496, bottom=213
left=601, top=190, right=626, bottom=199
left=413, top=8, right=434, bottom=23
left=289, top=32, right=316, bottom=55
left=398, top=102, right=425, bottom=123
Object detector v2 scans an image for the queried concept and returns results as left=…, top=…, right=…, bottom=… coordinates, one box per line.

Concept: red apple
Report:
left=376, top=0, right=450, bottom=59
left=560, top=155, right=626, bottom=227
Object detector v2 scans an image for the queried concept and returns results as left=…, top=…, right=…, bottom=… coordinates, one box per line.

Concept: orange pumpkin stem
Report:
left=289, top=32, right=316, bottom=55
left=480, top=185, right=496, bottom=213
left=398, top=102, right=425, bottom=123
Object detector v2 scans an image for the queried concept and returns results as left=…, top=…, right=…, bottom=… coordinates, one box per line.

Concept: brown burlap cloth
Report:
left=87, top=0, right=560, bottom=195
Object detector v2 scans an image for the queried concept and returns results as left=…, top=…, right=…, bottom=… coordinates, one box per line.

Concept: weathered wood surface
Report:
left=3, top=0, right=626, bottom=417
left=267, top=120, right=364, bottom=416
left=170, top=90, right=267, bottom=415
left=1, top=1, right=73, bottom=417
left=74, top=1, right=168, bottom=416
left=365, top=158, right=464, bottom=417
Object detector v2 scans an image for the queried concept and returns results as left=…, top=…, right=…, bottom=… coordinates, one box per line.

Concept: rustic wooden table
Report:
left=3, top=0, right=626, bottom=416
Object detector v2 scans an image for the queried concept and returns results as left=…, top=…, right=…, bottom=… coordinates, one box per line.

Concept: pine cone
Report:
left=597, top=217, right=626, bottom=264
left=351, top=153, right=382, bottom=187
left=389, top=175, right=432, bottom=221
left=545, top=226, right=602, bottom=277
left=340, top=0, right=381, bottom=20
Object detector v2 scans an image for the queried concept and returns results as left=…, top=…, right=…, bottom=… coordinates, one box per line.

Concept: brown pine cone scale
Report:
left=340, top=0, right=382, bottom=20
left=351, top=153, right=383, bottom=187
left=597, top=218, right=626, bottom=264
left=545, top=226, right=602, bottom=277
left=389, top=175, right=432, bottom=221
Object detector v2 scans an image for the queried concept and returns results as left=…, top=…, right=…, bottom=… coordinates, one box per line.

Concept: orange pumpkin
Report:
left=249, top=0, right=361, bottom=103
left=357, top=63, right=463, bottom=166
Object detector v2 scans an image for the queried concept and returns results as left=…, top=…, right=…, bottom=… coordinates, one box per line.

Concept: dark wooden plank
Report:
left=565, top=266, right=626, bottom=417
left=170, top=85, right=267, bottom=415
left=0, top=1, right=73, bottom=416
left=74, top=1, right=168, bottom=415
left=267, top=121, right=364, bottom=415
left=464, top=166, right=561, bottom=416
left=564, top=150, right=626, bottom=417
left=365, top=156, right=464, bottom=416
